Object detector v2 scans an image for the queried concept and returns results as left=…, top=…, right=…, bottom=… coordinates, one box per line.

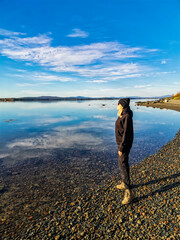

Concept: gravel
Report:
left=0, top=130, right=179, bottom=239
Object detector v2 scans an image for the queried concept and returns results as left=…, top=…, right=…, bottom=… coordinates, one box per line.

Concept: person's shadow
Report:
left=131, top=172, right=180, bottom=203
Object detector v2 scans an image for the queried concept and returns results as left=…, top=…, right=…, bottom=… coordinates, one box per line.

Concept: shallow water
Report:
left=0, top=99, right=180, bottom=215
left=0, top=99, right=180, bottom=170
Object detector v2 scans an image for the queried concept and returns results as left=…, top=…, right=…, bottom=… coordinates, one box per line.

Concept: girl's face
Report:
left=117, top=104, right=123, bottom=116
left=117, top=104, right=123, bottom=112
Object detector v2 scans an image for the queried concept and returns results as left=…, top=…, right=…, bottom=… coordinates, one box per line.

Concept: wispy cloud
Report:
left=17, top=69, right=27, bottom=72
left=145, top=48, right=159, bottom=53
left=16, top=82, right=53, bottom=87
left=173, top=81, right=180, bottom=85
left=65, top=63, right=146, bottom=79
left=16, top=83, right=40, bottom=87
left=0, top=29, right=158, bottom=82
left=86, top=80, right=107, bottom=83
left=31, top=73, right=76, bottom=82
left=134, top=84, right=152, bottom=89
left=161, top=60, right=167, bottom=64
left=67, top=28, right=89, bottom=38
left=0, top=33, right=51, bottom=47
left=11, top=71, right=76, bottom=84
left=0, top=28, right=26, bottom=37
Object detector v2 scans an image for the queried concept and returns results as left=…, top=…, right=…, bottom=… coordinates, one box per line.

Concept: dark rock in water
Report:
left=4, top=119, right=17, bottom=123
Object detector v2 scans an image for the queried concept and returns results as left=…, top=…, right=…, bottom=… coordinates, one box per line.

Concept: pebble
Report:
left=55, top=235, right=60, bottom=240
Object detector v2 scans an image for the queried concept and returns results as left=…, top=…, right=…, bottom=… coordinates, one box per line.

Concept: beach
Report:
left=136, top=99, right=180, bottom=112
left=1, top=131, right=179, bottom=239
left=0, top=102, right=180, bottom=239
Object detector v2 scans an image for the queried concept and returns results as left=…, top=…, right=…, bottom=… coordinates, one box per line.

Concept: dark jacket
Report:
left=115, top=107, right=134, bottom=153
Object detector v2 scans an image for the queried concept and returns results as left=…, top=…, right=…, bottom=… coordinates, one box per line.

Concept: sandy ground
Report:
left=136, top=99, right=180, bottom=112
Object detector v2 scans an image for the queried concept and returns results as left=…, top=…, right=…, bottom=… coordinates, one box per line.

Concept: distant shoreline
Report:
left=0, top=96, right=163, bottom=102
left=0, top=97, right=118, bottom=102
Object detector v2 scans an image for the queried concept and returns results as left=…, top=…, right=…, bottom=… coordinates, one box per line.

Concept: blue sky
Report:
left=0, top=0, right=180, bottom=97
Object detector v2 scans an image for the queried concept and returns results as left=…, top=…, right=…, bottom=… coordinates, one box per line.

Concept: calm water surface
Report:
left=0, top=99, right=180, bottom=172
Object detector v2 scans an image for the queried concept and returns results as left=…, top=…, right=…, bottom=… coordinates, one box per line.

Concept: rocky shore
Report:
left=136, top=99, right=180, bottom=112
left=0, top=128, right=179, bottom=239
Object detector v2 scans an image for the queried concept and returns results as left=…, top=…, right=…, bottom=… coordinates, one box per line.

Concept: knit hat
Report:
left=118, top=98, right=130, bottom=108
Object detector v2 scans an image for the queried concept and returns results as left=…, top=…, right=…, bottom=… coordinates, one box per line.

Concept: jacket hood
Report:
left=118, top=98, right=130, bottom=108
left=122, top=106, right=133, bottom=118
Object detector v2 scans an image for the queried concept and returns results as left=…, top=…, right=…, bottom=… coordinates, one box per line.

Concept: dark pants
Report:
left=118, top=150, right=131, bottom=189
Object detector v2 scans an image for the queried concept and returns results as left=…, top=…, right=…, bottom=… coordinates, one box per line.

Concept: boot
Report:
left=122, top=189, right=134, bottom=205
left=116, top=181, right=127, bottom=190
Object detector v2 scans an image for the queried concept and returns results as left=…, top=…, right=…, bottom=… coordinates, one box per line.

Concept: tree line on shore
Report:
left=1, top=93, right=179, bottom=102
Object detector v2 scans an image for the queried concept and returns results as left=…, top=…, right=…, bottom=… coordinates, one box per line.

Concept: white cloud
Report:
left=17, top=69, right=26, bottom=72
left=16, top=82, right=52, bottom=87
left=13, top=34, right=52, bottom=46
left=86, top=80, right=107, bottom=83
left=102, top=73, right=143, bottom=80
left=173, top=81, right=180, bottom=85
left=0, top=30, right=157, bottom=83
left=134, top=84, right=152, bottom=89
left=0, top=34, right=51, bottom=47
left=52, top=63, right=147, bottom=81
left=161, top=60, right=167, bottom=64
left=0, top=33, right=154, bottom=68
left=16, top=83, right=39, bottom=87
left=79, top=64, right=138, bottom=77
left=6, top=73, right=25, bottom=78
left=146, top=49, right=159, bottom=53
left=67, top=28, right=89, bottom=38
left=31, top=73, right=76, bottom=82
left=154, top=71, right=176, bottom=75
left=0, top=28, right=26, bottom=37
left=12, top=71, right=76, bottom=84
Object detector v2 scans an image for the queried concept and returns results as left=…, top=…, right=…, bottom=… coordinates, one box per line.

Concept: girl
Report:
left=115, top=98, right=134, bottom=204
